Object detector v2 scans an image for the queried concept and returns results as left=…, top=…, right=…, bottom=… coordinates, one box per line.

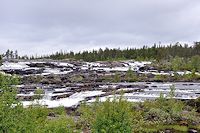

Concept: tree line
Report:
left=40, top=42, right=200, bottom=61
left=0, top=50, right=30, bottom=60
left=1, top=42, right=200, bottom=62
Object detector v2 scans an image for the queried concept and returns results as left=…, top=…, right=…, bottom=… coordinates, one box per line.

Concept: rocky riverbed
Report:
left=1, top=60, right=200, bottom=108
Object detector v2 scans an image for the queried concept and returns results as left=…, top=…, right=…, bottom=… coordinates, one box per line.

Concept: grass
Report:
left=143, top=124, right=188, bottom=132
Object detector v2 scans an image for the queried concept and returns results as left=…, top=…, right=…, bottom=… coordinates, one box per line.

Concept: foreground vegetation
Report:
left=0, top=74, right=77, bottom=133
left=1, top=73, right=200, bottom=133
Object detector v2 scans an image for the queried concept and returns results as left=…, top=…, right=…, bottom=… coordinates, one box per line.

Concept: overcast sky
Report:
left=0, top=0, right=200, bottom=56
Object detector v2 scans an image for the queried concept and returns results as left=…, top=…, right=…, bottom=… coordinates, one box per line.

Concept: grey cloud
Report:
left=0, top=0, right=200, bottom=55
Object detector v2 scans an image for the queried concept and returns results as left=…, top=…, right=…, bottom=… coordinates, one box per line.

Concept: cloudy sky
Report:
left=0, top=0, right=200, bottom=56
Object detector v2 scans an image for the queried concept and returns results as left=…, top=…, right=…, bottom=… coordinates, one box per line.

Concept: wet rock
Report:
left=165, top=129, right=173, bottom=133
left=40, top=75, right=62, bottom=84
left=22, top=75, right=43, bottom=84
left=188, top=129, right=198, bottom=133
left=179, top=120, right=188, bottom=126
left=153, top=79, right=164, bottom=82
left=152, top=85, right=158, bottom=88
left=51, top=92, right=73, bottom=100
left=17, top=95, right=33, bottom=101
left=40, top=79, right=50, bottom=84
left=18, top=86, right=37, bottom=93
left=48, top=112, right=56, bottom=117
left=2, top=68, right=43, bottom=75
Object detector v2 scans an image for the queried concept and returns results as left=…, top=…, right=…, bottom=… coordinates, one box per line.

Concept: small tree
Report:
left=0, top=74, right=23, bottom=132
left=33, top=88, right=44, bottom=100
left=0, top=55, right=2, bottom=65
left=5, top=49, right=10, bottom=59
left=43, top=115, right=77, bottom=133
left=190, top=55, right=200, bottom=72
left=79, top=97, right=133, bottom=133
left=113, top=72, right=121, bottom=82
left=125, top=67, right=137, bottom=82
left=14, top=50, right=18, bottom=59
left=169, top=85, right=175, bottom=98
left=171, top=56, right=184, bottom=71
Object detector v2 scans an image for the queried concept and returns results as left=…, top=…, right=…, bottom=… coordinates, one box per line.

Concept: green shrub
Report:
left=43, top=115, right=77, bottom=133
left=125, top=68, right=137, bottom=82
left=181, top=109, right=200, bottom=124
left=145, top=108, right=172, bottom=124
left=78, top=97, right=133, bottom=133
left=113, top=72, right=121, bottom=82
left=33, top=88, right=44, bottom=100
left=0, top=74, right=77, bottom=133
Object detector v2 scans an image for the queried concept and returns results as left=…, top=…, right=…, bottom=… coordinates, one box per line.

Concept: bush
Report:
left=145, top=108, right=172, bottom=124
left=125, top=68, right=137, bottom=82
left=78, top=97, right=133, bottom=133
left=113, top=72, right=121, bottom=82
left=33, top=88, right=44, bottom=100
left=0, top=74, right=77, bottom=133
left=181, top=109, right=200, bottom=124
left=43, top=115, right=77, bottom=133
left=0, top=74, right=23, bottom=133
left=70, top=75, right=83, bottom=82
